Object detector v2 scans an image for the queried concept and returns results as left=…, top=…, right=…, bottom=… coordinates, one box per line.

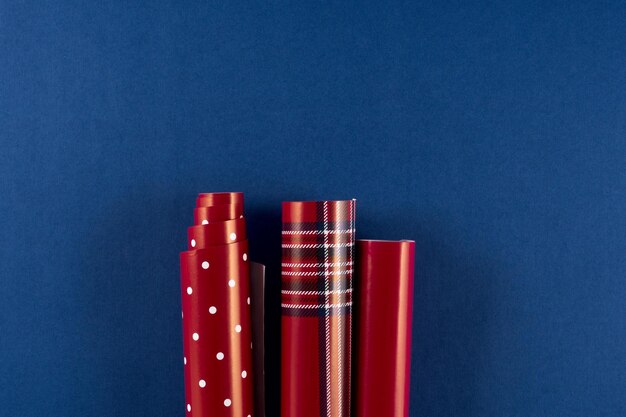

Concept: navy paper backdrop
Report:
left=1, top=2, right=625, bottom=416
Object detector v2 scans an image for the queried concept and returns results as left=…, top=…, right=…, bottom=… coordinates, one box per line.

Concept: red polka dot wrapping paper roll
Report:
left=281, top=199, right=355, bottom=417
left=180, top=192, right=254, bottom=417
left=186, top=218, right=247, bottom=250
left=353, top=239, right=415, bottom=417
left=196, top=191, right=244, bottom=208
left=194, top=204, right=243, bottom=225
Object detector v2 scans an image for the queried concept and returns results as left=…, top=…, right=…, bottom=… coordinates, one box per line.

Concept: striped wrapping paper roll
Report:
left=281, top=199, right=356, bottom=417
left=180, top=192, right=254, bottom=417
left=353, top=239, right=415, bottom=417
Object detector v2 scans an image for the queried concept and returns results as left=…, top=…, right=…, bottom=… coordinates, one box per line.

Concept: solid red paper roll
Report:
left=353, top=239, right=415, bottom=417
left=281, top=199, right=355, bottom=417
left=180, top=193, right=254, bottom=417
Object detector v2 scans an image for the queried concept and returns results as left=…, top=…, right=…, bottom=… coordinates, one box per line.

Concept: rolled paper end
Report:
left=194, top=204, right=244, bottom=224
left=196, top=191, right=244, bottom=208
left=186, top=218, right=247, bottom=249
left=282, top=199, right=356, bottom=223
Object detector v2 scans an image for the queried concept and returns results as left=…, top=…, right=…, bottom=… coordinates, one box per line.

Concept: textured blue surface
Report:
left=1, top=2, right=625, bottom=416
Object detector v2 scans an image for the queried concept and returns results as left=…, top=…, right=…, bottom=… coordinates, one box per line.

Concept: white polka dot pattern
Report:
left=180, top=193, right=253, bottom=416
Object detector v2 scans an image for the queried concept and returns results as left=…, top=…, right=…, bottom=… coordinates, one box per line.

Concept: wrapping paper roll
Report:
left=194, top=204, right=244, bottom=224
left=196, top=191, right=244, bottom=207
left=186, top=218, right=247, bottom=250
left=281, top=199, right=356, bottom=417
left=180, top=192, right=254, bottom=417
left=353, top=239, right=415, bottom=417
left=249, top=262, right=266, bottom=417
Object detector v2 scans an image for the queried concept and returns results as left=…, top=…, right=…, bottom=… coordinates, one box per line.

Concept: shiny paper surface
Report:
left=180, top=192, right=254, bottom=417
left=249, top=262, right=266, bottom=417
left=353, top=239, right=415, bottom=417
left=281, top=199, right=355, bottom=417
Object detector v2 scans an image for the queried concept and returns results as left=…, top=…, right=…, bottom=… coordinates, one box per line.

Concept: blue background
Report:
left=1, top=1, right=625, bottom=416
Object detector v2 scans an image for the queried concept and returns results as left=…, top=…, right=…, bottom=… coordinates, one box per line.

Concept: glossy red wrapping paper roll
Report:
left=194, top=205, right=244, bottom=224
left=353, top=239, right=415, bottom=417
left=180, top=192, right=254, bottom=417
left=187, top=218, right=247, bottom=250
left=196, top=191, right=244, bottom=207
left=281, top=199, right=356, bottom=417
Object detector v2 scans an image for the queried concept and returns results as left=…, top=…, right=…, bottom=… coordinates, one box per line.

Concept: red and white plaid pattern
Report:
left=281, top=199, right=355, bottom=417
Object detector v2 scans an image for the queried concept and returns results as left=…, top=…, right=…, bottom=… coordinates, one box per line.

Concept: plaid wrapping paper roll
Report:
left=353, top=239, right=415, bottom=417
left=180, top=192, right=254, bottom=417
left=281, top=199, right=356, bottom=417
